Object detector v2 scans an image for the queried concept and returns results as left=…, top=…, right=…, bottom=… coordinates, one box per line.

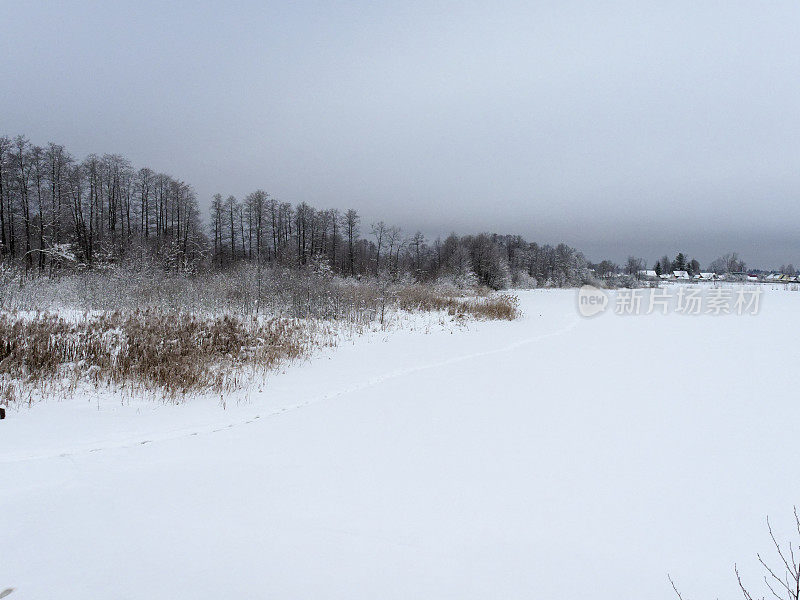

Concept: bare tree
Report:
left=371, top=220, right=388, bottom=276
left=13, top=136, right=33, bottom=270
left=594, top=260, right=618, bottom=278
left=625, top=256, right=645, bottom=278
left=385, top=225, right=402, bottom=277
left=344, top=209, right=359, bottom=276
left=409, top=231, right=426, bottom=278
left=709, top=252, right=747, bottom=275
left=46, top=142, right=70, bottom=248
left=30, top=144, right=47, bottom=270
left=225, top=195, right=238, bottom=263
left=0, top=136, right=10, bottom=258
left=670, top=509, right=800, bottom=600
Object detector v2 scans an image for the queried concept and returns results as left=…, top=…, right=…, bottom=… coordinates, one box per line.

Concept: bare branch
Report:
left=668, top=574, right=688, bottom=600
left=758, top=553, right=793, bottom=595
left=736, top=564, right=756, bottom=600
left=768, top=517, right=797, bottom=581
left=763, top=575, right=785, bottom=600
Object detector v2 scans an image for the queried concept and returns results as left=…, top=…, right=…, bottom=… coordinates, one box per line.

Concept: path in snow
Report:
left=2, top=288, right=799, bottom=599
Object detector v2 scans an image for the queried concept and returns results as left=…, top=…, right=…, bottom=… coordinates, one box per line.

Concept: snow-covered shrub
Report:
left=0, top=311, right=317, bottom=400
left=395, top=285, right=519, bottom=320
left=0, top=266, right=522, bottom=404
left=602, top=274, right=646, bottom=289
left=511, top=269, right=537, bottom=289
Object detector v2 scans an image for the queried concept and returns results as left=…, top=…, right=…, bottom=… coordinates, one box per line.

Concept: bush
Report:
left=0, top=311, right=318, bottom=400
left=396, top=285, right=519, bottom=321
left=0, top=268, right=521, bottom=403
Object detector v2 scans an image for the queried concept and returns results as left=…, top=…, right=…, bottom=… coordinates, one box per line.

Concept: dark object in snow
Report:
left=0, top=405, right=5, bottom=420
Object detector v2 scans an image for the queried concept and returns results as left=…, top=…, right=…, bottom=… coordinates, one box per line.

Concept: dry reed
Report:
left=0, top=270, right=520, bottom=405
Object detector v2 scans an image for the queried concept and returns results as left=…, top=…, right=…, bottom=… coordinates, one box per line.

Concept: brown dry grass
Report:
left=396, top=285, right=519, bottom=321
left=0, top=277, right=520, bottom=405
left=0, top=311, right=319, bottom=403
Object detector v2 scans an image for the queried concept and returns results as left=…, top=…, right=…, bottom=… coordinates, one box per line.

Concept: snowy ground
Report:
left=2, top=286, right=799, bottom=599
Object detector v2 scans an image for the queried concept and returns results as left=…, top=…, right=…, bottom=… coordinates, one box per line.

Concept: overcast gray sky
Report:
left=2, top=0, right=799, bottom=268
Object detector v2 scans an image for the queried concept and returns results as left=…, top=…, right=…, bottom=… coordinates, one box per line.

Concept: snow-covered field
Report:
left=2, top=286, right=799, bottom=599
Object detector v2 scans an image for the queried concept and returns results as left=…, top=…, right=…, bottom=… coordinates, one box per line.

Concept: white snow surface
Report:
left=2, top=287, right=799, bottom=599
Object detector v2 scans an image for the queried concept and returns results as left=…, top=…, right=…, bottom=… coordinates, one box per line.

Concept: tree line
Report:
left=8, top=134, right=792, bottom=289
left=0, top=134, right=594, bottom=289
left=0, top=135, right=204, bottom=273
left=208, top=190, right=592, bottom=288
left=590, top=251, right=757, bottom=279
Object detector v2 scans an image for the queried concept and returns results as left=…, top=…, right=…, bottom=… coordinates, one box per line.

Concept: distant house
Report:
left=698, top=272, right=716, bottom=281
left=747, top=274, right=759, bottom=282
left=673, top=270, right=690, bottom=280
left=764, top=273, right=798, bottom=282
left=638, top=269, right=658, bottom=279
